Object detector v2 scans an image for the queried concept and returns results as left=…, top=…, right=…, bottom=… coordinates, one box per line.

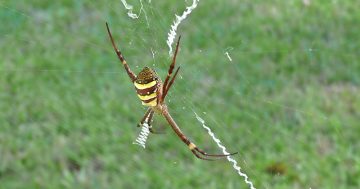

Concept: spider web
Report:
left=1, top=0, right=358, bottom=188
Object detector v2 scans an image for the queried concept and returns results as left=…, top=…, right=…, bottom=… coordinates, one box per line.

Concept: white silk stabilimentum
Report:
left=120, top=0, right=139, bottom=19
left=194, top=112, right=256, bottom=189
left=166, top=0, right=200, bottom=55
left=133, top=122, right=150, bottom=148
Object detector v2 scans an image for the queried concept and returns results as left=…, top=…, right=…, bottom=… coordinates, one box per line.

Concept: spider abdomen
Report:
left=134, top=67, right=160, bottom=107
left=134, top=81, right=158, bottom=106
left=134, top=80, right=158, bottom=107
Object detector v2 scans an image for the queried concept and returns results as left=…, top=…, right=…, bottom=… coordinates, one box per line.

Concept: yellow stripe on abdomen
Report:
left=137, top=92, right=157, bottom=100
left=134, top=79, right=158, bottom=107
left=141, top=98, right=157, bottom=107
left=134, top=81, right=157, bottom=90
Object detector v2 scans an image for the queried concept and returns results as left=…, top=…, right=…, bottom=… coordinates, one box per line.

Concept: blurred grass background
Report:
left=1, top=0, right=359, bottom=188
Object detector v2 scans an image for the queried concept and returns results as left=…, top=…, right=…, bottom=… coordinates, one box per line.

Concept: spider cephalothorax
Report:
left=136, top=67, right=158, bottom=84
left=106, top=22, right=237, bottom=160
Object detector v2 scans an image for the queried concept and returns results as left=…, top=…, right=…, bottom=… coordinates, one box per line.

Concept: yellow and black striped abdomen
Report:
left=134, top=80, right=158, bottom=107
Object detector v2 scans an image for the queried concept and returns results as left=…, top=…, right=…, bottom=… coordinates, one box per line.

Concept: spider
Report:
left=106, top=23, right=237, bottom=160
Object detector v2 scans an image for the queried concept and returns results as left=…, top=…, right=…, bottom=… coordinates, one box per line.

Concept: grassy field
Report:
left=1, top=0, right=359, bottom=188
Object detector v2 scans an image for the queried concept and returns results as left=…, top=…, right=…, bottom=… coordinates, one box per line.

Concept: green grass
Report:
left=1, top=0, right=359, bottom=188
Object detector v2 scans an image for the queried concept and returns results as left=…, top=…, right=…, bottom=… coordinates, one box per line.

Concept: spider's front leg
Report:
left=161, top=36, right=181, bottom=102
left=106, top=22, right=137, bottom=82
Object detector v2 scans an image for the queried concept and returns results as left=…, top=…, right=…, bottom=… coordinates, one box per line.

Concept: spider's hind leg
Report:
left=137, top=108, right=152, bottom=127
left=138, top=109, right=164, bottom=134
left=147, top=111, right=165, bottom=134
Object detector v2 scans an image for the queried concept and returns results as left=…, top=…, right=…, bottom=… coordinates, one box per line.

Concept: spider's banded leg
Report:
left=138, top=108, right=152, bottom=127
left=163, top=67, right=180, bottom=99
left=193, top=145, right=238, bottom=157
left=162, top=110, right=237, bottom=160
left=106, top=22, right=136, bottom=82
left=162, top=36, right=181, bottom=99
